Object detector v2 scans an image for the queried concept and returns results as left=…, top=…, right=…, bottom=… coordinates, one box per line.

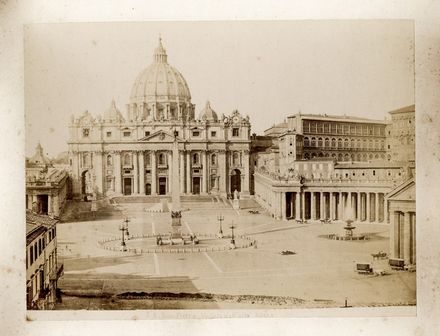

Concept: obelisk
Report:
left=170, top=130, right=182, bottom=239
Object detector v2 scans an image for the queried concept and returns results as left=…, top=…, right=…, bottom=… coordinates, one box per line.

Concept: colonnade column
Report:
left=390, top=211, right=400, bottom=258
left=384, top=197, right=389, bottom=223
left=310, top=192, right=316, bottom=220
left=375, top=193, right=380, bottom=222
left=338, top=192, right=343, bottom=220
left=115, top=151, right=122, bottom=194
left=168, top=151, right=173, bottom=194
left=202, top=151, right=207, bottom=194
left=357, top=192, right=361, bottom=222
left=179, top=151, right=185, bottom=194
left=133, top=151, right=139, bottom=194
left=295, top=192, right=301, bottom=221
left=366, top=192, right=371, bottom=222
left=151, top=150, right=157, bottom=195
left=139, top=151, right=145, bottom=195
left=301, top=192, right=306, bottom=220
left=320, top=192, right=325, bottom=220
left=218, top=150, right=227, bottom=196
left=186, top=151, right=191, bottom=194
left=403, top=212, right=411, bottom=264
left=329, top=192, right=334, bottom=220
left=281, top=192, right=286, bottom=220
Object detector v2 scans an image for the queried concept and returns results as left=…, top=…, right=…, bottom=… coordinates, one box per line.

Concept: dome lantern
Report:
left=154, top=36, right=168, bottom=63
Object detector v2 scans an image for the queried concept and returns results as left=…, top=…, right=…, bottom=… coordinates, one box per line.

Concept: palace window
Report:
left=311, top=137, right=316, bottom=147
left=304, top=137, right=310, bottom=147
left=106, top=154, right=113, bottom=166
left=369, top=140, right=373, bottom=149
left=145, top=131, right=150, bottom=137
left=123, top=131, right=131, bottom=137
left=211, top=131, right=217, bottom=137
left=324, top=123, right=329, bottom=133
left=351, top=138, right=355, bottom=148
left=232, top=128, right=239, bottom=137
left=344, top=124, right=349, bottom=134
left=338, top=138, right=342, bottom=148
left=192, top=130, right=200, bottom=137
left=317, top=123, right=323, bottom=133
left=211, top=153, right=217, bottom=165
left=83, top=153, right=90, bottom=166
left=357, top=139, right=361, bottom=149
left=82, top=128, right=90, bottom=137
left=106, top=131, right=112, bottom=137
left=317, top=138, right=323, bottom=147
left=344, top=139, right=349, bottom=148
left=324, top=138, right=330, bottom=147
left=331, top=138, right=336, bottom=148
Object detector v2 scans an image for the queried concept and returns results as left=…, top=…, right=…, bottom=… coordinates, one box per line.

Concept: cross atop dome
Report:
left=154, top=35, right=168, bottom=63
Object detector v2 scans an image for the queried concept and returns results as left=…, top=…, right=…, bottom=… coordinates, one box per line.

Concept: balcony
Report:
left=49, top=263, right=64, bottom=281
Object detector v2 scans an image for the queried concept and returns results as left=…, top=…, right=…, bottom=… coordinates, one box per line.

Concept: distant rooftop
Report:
left=289, top=113, right=388, bottom=124
left=388, top=104, right=415, bottom=114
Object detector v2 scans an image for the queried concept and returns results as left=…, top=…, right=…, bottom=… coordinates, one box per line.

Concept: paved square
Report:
left=57, top=198, right=416, bottom=308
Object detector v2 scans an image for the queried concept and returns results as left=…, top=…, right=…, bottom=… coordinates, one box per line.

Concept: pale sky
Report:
left=24, top=20, right=414, bottom=157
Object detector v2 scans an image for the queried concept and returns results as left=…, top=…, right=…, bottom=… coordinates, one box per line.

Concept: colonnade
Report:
left=390, top=211, right=416, bottom=264
left=283, top=190, right=388, bottom=223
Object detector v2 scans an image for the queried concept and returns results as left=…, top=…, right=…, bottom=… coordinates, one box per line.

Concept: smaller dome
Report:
left=199, top=101, right=218, bottom=122
left=103, top=99, right=125, bottom=123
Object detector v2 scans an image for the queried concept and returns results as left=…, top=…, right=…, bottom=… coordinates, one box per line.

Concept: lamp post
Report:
left=229, top=222, right=236, bottom=245
left=119, top=217, right=130, bottom=251
left=217, top=214, right=224, bottom=237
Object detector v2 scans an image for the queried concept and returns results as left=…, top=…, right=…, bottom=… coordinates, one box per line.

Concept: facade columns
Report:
left=133, top=151, right=139, bottom=194
left=320, top=192, right=325, bottom=220
left=384, top=197, right=389, bottom=223
left=295, top=192, right=301, bottom=221
left=186, top=151, right=191, bottom=194
left=329, top=192, right=334, bottom=220
left=281, top=192, right=286, bottom=220
left=202, top=151, right=207, bottom=194
left=242, top=150, right=250, bottom=195
left=338, top=192, right=343, bottom=220
left=357, top=192, right=361, bottom=222
left=403, top=212, right=411, bottom=264
left=366, top=192, right=371, bottom=222
left=390, top=211, right=400, bottom=258
left=301, top=191, right=306, bottom=220
left=310, top=192, right=316, bottom=220
left=375, top=193, right=380, bottom=222
left=218, top=150, right=227, bottom=196
left=115, top=151, right=122, bottom=194
left=151, top=150, right=157, bottom=195
left=179, top=151, right=185, bottom=194
left=168, top=151, right=172, bottom=194
left=139, top=151, right=145, bottom=195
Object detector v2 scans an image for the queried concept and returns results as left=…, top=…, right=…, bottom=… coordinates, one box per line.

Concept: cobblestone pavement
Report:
left=57, top=198, right=416, bottom=308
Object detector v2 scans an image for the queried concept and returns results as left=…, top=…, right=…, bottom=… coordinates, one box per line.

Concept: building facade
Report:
left=68, top=39, right=251, bottom=199
left=26, top=211, right=63, bottom=310
left=26, top=143, right=70, bottom=218
left=254, top=107, right=415, bottom=224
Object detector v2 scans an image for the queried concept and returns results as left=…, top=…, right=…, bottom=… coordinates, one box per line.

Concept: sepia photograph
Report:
left=24, top=20, right=416, bottom=312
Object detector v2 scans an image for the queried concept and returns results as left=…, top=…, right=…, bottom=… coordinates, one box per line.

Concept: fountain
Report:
left=325, top=203, right=368, bottom=241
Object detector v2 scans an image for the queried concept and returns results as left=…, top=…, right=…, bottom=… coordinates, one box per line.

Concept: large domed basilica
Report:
left=68, top=38, right=252, bottom=199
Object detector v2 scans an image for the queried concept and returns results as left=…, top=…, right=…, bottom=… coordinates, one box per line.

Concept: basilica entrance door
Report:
left=145, top=183, right=151, bottom=195
left=192, top=177, right=201, bottom=194
left=158, top=177, right=167, bottom=195
left=123, top=178, right=132, bottom=195
left=230, top=169, right=241, bottom=194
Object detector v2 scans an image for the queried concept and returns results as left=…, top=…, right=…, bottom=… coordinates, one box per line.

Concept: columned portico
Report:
left=139, top=151, right=145, bottom=194
left=151, top=150, right=157, bottom=195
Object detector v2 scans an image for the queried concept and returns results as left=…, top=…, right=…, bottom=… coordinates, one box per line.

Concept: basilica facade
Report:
left=68, top=39, right=251, bottom=199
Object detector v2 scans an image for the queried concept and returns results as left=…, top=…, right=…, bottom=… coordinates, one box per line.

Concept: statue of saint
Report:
left=233, top=189, right=239, bottom=200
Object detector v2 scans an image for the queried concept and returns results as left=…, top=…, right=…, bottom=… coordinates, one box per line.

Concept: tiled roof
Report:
left=26, top=211, right=58, bottom=227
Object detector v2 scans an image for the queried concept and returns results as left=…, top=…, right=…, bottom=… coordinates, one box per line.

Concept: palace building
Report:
left=68, top=38, right=251, bottom=199
left=253, top=108, right=415, bottom=227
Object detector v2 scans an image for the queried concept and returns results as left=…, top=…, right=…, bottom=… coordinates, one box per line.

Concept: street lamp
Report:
left=217, top=214, right=224, bottom=237
left=229, top=222, right=236, bottom=245
left=119, top=217, right=130, bottom=251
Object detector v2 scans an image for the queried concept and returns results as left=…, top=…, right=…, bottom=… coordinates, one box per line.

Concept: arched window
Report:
left=363, top=139, right=367, bottom=149
left=311, top=153, right=317, bottom=159
left=338, top=138, right=342, bottom=148
left=311, top=137, right=316, bottom=147
left=344, top=153, right=350, bottom=161
left=324, top=138, right=330, bottom=148
left=304, top=137, right=310, bottom=147
left=357, top=139, right=361, bottom=149
left=304, top=153, right=310, bottom=160
left=124, top=153, right=131, bottom=166
left=324, top=153, right=330, bottom=158
left=375, top=140, right=379, bottom=149
left=356, top=153, right=361, bottom=161
left=331, top=138, right=336, bottom=148
left=375, top=154, right=379, bottom=159
left=344, top=139, right=349, bottom=148
left=363, top=153, right=367, bottom=161
left=369, top=140, right=373, bottom=149
left=211, top=153, right=217, bottom=165
left=369, top=153, right=373, bottom=159
left=106, top=154, right=113, bottom=166
left=351, top=139, right=355, bottom=148
left=318, top=138, right=323, bottom=147
left=318, top=152, right=324, bottom=158
left=338, top=153, right=343, bottom=161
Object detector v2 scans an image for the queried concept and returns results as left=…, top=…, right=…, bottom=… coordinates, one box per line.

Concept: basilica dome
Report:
left=129, top=38, right=192, bottom=106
